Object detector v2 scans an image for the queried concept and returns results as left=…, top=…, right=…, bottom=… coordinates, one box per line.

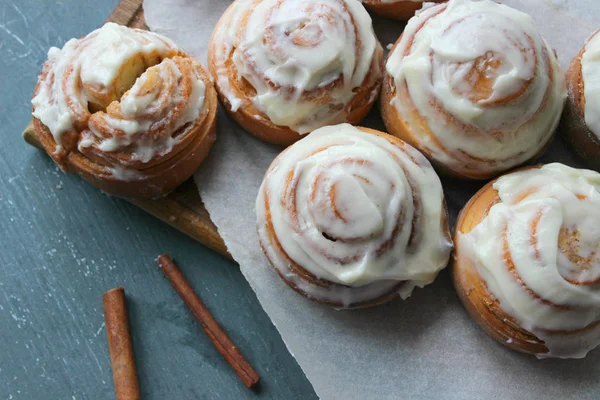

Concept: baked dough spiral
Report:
left=208, top=0, right=383, bottom=145
left=561, top=29, right=600, bottom=171
left=31, top=23, right=217, bottom=198
left=256, top=123, right=452, bottom=308
left=453, top=164, right=600, bottom=358
left=381, top=0, right=566, bottom=179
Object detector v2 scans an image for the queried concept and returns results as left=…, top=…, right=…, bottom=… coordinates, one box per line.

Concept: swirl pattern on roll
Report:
left=458, top=164, right=600, bottom=358
left=81, top=56, right=207, bottom=164
left=210, top=0, right=383, bottom=134
left=31, top=23, right=217, bottom=197
left=383, top=0, right=566, bottom=178
left=256, top=124, right=452, bottom=308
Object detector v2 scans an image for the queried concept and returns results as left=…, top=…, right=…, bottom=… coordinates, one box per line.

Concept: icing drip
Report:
left=213, top=0, right=381, bottom=134
left=256, top=124, right=452, bottom=305
left=459, top=164, right=600, bottom=358
left=582, top=30, right=600, bottom=139
left=385, top=0, right=566, bottom=177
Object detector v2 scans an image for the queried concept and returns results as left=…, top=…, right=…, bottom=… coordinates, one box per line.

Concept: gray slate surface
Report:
left=0, top=1, right=315, bottom=398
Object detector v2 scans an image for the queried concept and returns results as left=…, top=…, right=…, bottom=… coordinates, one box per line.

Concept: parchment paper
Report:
left=144, top=1, right=600, bottom=398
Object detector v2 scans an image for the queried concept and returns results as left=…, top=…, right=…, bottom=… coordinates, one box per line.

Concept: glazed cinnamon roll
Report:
left=381, top=0, right=566, bottom=180
left=561, top=29, right=600, bottom=171
left=361, top=0, right=443, bottom=21
left=31, top=23, right=217, bottom=198
left=453, top=164, right=600, bottom=358
left=256, top=123, right=452, bottom=308
left=208, top=0, right=383, bottom=145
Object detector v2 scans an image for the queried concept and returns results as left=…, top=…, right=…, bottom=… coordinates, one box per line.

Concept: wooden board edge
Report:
left=105, top=0, right=145, bottom=26
left=23, top=120, right=230, bottom=259
left=130, top=197, right=232, bottom=260
left=23, top=122, right=42, bottom=149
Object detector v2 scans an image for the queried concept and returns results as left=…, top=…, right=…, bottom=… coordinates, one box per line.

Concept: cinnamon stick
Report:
left=156, top=254, right=260, bottom=388
left=102, top=287, right=141, bottom=400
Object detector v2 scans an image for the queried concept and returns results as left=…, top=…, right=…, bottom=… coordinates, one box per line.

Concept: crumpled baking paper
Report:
left=144, top=0, right=600, bottom=398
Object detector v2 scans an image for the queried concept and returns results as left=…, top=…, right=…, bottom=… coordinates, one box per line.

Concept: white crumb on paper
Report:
left=144, top=0, right=600, bottom=398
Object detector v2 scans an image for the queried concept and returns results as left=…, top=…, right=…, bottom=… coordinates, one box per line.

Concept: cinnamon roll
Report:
left=256, top=123, right=452, bottom=308
left=381, top=0, right=566, bottom=180
left=561, top=29, right=600, bottom=172
left=361, top=0, right=443, bottom=21
left=208, top=0, right=383, bottom=146
left=453, top=164, right=600, bottom=358
left=31, top=23, right=217, bottom=198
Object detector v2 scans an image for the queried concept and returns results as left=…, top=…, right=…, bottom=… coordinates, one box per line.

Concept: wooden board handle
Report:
left=24, top=122, right=231, bottom=260
left=23, top=122, right=42, bottom=149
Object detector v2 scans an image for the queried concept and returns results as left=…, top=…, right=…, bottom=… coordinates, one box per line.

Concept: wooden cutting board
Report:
left=22, top=0, right=231, bottom=260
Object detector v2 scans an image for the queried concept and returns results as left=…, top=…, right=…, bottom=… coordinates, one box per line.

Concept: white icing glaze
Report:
left=32, top=23, right=180, bottom=150
left=31, top=22, right=209, bottom=170
left=86, top=58, right=206, bottom=163
left=256, top=124, right=452, bottom=305
left=212, top=0, right=381, bottom=134
left=459, top=163, right=600, bottom=358
left=582, top=30, right=600, bottom=139
left=385, top=0, right=566, bottom=177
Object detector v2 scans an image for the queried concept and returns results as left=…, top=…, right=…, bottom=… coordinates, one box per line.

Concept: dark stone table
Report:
left=0, top=1, right=315, bottom=398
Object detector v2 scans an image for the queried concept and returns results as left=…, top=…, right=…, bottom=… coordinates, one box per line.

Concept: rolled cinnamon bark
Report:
left=156, top=254, right=260, bottom=388
left=102, top=287, right=140, bottom=400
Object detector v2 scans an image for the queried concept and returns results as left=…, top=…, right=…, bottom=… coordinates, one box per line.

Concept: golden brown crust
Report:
left=32, top=41, right=217, bottom=199
left=451, top=166, right=550, bottom=355
left=33, top=105, right=216, bottom=199
left=266, top=241, right=407, bottom=310
left=207, top=0, right=384, bottom=146
left=381, top=69, right=468, bottom=180
left=560, top=37, right=600, bottom=172
left=362, top=0, right=444, bottom=21
left=380, top=28, right=479, bottom=180
left=258, top=126, right=451, bottom=309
